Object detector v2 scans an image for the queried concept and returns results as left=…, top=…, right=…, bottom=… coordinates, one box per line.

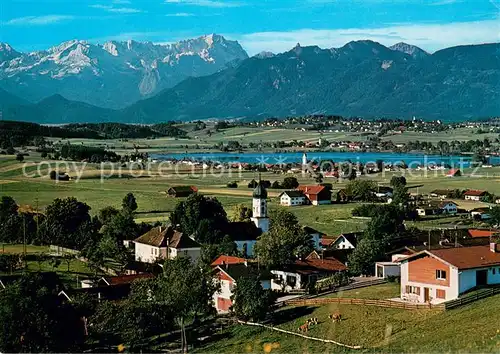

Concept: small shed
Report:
left=167, top=186, right=198, bottom=198
left=375, top=261, right=400, bottom=278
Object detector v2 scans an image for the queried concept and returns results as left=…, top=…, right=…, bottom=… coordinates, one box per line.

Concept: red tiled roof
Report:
left=468, top=229, right=499, bottom=238
left=320, top=237, right=335, bottom=247
left=402, top=245, right=500, bottom=270
left=446, top=169, right=460, bottom=176
left=211, top=255, right=247, bottom=267
left=464, top=189, right=487, bottom=196
left=295, top=257, right=347, bottom=273
left=298, top=185, right=326, bottom=195
left=101, top=274, right=153, bottom=285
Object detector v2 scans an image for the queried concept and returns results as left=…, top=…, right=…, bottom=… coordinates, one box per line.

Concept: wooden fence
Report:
left=444, top=287, right=500, bottom=310
left=285, top=297, right=445, bottom=310
left=49, top=245, right=80, bottom=256
left=237, top=320, right=362, bottom=350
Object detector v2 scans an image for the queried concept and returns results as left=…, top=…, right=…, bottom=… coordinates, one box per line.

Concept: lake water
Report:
left=151, top=151, right=495, bottom=167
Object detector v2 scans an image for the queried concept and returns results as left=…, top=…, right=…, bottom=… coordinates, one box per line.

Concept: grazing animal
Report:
left=298, top=323, right=309, bottom=332
left=328, top=313, right=342, bottom=323
left=307, top=317, right=318, bottom=325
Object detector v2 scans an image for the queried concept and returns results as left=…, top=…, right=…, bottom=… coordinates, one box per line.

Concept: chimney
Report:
left=490, top=242, right=500, bottom=253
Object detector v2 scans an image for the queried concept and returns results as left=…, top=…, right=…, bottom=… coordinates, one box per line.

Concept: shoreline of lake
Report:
left=150, top=151, right=496, bottom=167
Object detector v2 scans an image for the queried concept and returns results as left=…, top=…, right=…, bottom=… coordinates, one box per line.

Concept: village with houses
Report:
left=2, top=141, right=500, bottom=352
left=3, top=147, right=500, bottom=352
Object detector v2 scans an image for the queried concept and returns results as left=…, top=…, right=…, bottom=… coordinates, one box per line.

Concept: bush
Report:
left=49, top=170, right=70, bottom=181
left=352, top=204, right=378, bottom=217
left=271, top=181, right=281, bottom=189
left=227, top=181, right=238, bottom=188
left=386, top=275, right=400, bottom=283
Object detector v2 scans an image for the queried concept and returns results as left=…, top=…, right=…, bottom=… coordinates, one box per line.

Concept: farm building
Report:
left=470, top=208, right=492, bottom=220
left=416, top=200, right=458, bottom=216
left=213, top=263, right=271, bottom=313
left=278, top=190, right=306, bottom=206
left=298, top=185, right=332, bottom=205
left=270, top=252, right=346, bottom=292
left=167, top=186, right=198, bottom=198
left=133, top=225, right=201, bottom=263
left=398, top=244, right=500, bottom=304
left=464, top=190, right=487, bottom=201
left=430, top=189, right=452, bottom=199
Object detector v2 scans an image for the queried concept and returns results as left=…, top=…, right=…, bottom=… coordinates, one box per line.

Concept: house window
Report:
left=493, top=268, right=496, bottom=275
left=151, top=248, right=153, bottom=255
left=405, top=285, right=420, bottom=295
left=436, top=289, right=446, bottom=299
left=436, top=270, right=447, bottom=280
left=286, top=275, right=297, bottom=288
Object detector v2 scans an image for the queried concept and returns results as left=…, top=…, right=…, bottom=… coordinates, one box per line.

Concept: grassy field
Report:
left=0, top=243, right=105, bottom=287
left=45, top=125, right=498, bottom=155
left=195, top=287, right=500, bottom=353
left=323, top=282, right=401, bottom=300
left=0, top=244, right=50, bottom=254
left=1, top=151, right=499, bottom=236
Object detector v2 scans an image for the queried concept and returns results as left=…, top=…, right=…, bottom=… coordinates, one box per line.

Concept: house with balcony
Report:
left=398, top=244, right=500, bottom=304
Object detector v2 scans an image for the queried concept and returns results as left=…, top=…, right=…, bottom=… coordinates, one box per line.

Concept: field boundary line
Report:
left=237, top=320, right=362, bottom=349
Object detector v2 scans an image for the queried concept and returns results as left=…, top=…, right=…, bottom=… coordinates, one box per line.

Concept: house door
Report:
left=424, top=287, right=430, bottom=302
left=476, top=270, right=488, bottom=286
left=377, top=265, right=384, bottom=278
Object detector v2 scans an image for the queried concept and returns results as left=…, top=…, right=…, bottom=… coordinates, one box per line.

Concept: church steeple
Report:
left=251, top=178, right=269, bottom=233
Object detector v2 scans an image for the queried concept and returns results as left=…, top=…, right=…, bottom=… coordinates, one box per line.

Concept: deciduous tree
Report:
left=230, top=275, right=275, bottom=321
left=122, top=193, right=137, bottom=213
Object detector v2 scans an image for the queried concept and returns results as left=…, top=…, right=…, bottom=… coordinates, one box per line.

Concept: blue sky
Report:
left=1, top=0, right=499, bottom=55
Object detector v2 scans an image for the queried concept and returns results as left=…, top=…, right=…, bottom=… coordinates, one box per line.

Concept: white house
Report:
left=464, top=190, right=487, bottom=201
left=398, top=244, right=500, bottom=304
left=416, top=200, right=458, bottom=216
left=278, top=190, right=306, bottom=206
left=213, top=263, right=271, bottom=313
left=133, top=225, right=201, bottom=264
left=330, top=232, right=360, bottom=249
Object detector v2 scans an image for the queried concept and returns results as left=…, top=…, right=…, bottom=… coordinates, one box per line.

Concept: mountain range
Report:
left=0, top=36, right=499, bottom=123
left=0, top=34, right=248, bottom=109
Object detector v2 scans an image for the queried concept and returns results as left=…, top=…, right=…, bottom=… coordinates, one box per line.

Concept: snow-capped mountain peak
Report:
left=389, top=42, right=429, bottom=59
left=0, top=34, right=248, bottom=108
